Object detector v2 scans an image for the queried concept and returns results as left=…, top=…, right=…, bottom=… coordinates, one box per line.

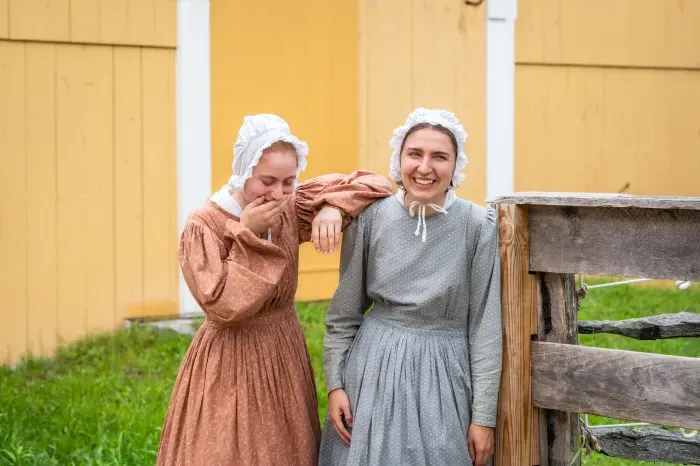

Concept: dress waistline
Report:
left=369, top=306, right=467, bottom=337
left=203, top=305, right=297, bottom=330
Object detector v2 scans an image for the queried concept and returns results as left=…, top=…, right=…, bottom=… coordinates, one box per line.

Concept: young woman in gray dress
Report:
left=319, top=108, right=503, bottom=466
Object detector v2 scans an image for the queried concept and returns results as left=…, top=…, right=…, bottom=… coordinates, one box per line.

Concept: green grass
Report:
left=0, top=282, right=698, bottom=465
left=578, top=279, right=699, bottom=358
left=573, top=279, right=699, bottom=465
left=0, top=328, right=191, bottom=465
left=297, top=302, right=330, bottom=419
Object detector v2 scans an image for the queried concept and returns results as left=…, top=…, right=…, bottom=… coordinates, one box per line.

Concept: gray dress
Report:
left=319, top=194, right=503, bottom=466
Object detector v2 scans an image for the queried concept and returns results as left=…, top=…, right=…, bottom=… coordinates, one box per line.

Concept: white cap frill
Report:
left=228, top=114, right=308, bottom=192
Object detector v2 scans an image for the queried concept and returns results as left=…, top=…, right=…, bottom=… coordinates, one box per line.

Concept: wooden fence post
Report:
left=495, top=204, right=539, bottom=465
left=490, top=192, right=700, bottom=465
left=537, top=273, right=581, bottom=466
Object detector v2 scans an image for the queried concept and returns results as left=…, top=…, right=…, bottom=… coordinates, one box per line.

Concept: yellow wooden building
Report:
left=514, top=0, right=700, bottom=196
left=1, top=0, right=699, bottom=364
left=0, top=0, right=178, bottom=365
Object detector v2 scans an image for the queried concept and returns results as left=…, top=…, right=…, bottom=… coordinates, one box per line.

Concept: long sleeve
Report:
left=295, top=170, right=393, bottom=244
left=178, top=217, right=287, bottom=324
left=323, top=214, right=372, bottom=392
left=467, top=206, right=503, bottom=427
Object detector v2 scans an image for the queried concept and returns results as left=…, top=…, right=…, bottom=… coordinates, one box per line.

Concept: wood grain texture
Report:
left=525, top=250, right=540, bottom=465
left=8, top=0, right=175, bottom=47
left=114, top=46, right=144, bottom=319
left=535, top=278, right=549, bottom=466
left=532, top=342, right=700, bottom=430
left=0, top=40, right=177, bottom=365
left=488, top=192, right=700, bottom=210
left=0, top=0, right=8, bottom=38
left=512, top=66, right=700, bottom=198
left=516, top=0, right=700, bottom=70
left=527, top=205, right=700, bottom=281
left=495, top=205, right=537, bottom=466
left=9, top=0, right=70, bottom=41
left=579, top=312, right=700, bottom=340
left=537, top=409, right=549, bottom=466
left=0, top=41, right=28, bottom=365
left=55, top=44, right=89, bottom=346
left=589, top=427, right=700, bottom=465
left=538, top=273, right=580, bottom=466
left=69, top=0, right=100, bottom=43
left=142, top=47, right=178, bottom=317
left=25, top=43, right=58, bottom=358
left=83, top=45, right=115, bottom=335
left=539, top=274, right=578, bottom=345
left=521, top=217, right=540, bottom=466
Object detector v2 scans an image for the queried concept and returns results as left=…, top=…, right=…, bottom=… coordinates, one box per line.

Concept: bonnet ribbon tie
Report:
left=408, top=201, right=448, bottom=242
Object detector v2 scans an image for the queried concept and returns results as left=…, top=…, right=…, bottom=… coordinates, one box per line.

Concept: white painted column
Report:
left=177, top=0, right=212, bottom=315
left=486, top=0, right=517, bottom=199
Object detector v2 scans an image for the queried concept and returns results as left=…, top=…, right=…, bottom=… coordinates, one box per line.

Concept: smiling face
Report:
left=399, top=125, right=457, bottom=206
left=241, top=141, right=298, bottom=205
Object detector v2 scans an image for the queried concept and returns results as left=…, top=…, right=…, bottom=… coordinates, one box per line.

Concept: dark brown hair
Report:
left=399, top=123, right=458, bottom=157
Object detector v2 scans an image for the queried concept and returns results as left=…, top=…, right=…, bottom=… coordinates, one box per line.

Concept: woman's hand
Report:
left=240, top=196, right=289, bottom=235
left=311, top=206, right=342, bottom=254
left=468, top=424, right=495, bottom=466
left=328, top=388, right=353, bottom=446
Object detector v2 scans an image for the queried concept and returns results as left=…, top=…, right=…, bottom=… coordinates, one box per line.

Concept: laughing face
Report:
left=237, top=141, right=298, bottom=208
left=399, top=125, right=457, bottom=207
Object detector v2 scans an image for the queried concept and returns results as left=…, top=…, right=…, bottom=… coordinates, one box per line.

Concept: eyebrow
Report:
left=406, top=147, right=451, bottom=157
left=259, top=174, right=296, bottom=181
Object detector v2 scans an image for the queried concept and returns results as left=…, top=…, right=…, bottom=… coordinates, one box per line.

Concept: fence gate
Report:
left=490, top=192, right=700, bottom=466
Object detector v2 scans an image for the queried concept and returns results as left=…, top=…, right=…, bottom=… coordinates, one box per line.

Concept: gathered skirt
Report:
left=319, top=314, right=475, bottom=466
left=157, top=307, right=321, bottom=466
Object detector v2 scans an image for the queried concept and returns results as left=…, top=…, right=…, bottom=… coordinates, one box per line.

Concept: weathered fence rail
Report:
left=490, top=192, right=700, bottom=466
left=578, top=311, right=700, bottom=340
left=590, top=426, right=700, bottom=465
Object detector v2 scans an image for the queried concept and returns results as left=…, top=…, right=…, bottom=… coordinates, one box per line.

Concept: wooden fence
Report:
left=490, top=192, right=700, bottom=465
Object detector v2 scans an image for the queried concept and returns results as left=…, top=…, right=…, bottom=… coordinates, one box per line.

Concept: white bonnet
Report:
left=388, top=107, right=468, bottom=188
left=228, top=114, right=309, bottom=191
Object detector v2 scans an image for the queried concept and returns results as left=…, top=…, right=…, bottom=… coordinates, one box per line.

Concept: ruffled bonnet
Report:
left=388, top=107, right=468, bottom=188
left=228, top=114, right=309, bottom=191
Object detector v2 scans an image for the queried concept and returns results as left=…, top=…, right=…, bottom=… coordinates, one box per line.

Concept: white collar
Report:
left=210, top=185, right=243, bottom=217
left=210, top=186, right=273, bottom=241
left=395, top=189, right=457, bottom=242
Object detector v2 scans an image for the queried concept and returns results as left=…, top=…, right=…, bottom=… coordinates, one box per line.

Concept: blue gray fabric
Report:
left=319, top=195, right=503, bottom=466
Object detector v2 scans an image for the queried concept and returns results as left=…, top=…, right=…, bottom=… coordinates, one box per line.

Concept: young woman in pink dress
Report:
left=157, top=114, right=394, bottom=466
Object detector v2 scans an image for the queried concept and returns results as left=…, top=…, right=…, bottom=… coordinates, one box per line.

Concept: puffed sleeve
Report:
left=323, top=213, right=372, bottom=392
left=178, top=217, right=287, bottom=324
left=294, top=170, right=393, bottom=244
left=467, top=205, right=503, bottom=427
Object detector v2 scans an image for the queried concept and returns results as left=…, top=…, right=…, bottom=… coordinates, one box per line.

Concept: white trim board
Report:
left=486, top=0, right=517, bottom=200
left=176, top=0, right=212, bottom=315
